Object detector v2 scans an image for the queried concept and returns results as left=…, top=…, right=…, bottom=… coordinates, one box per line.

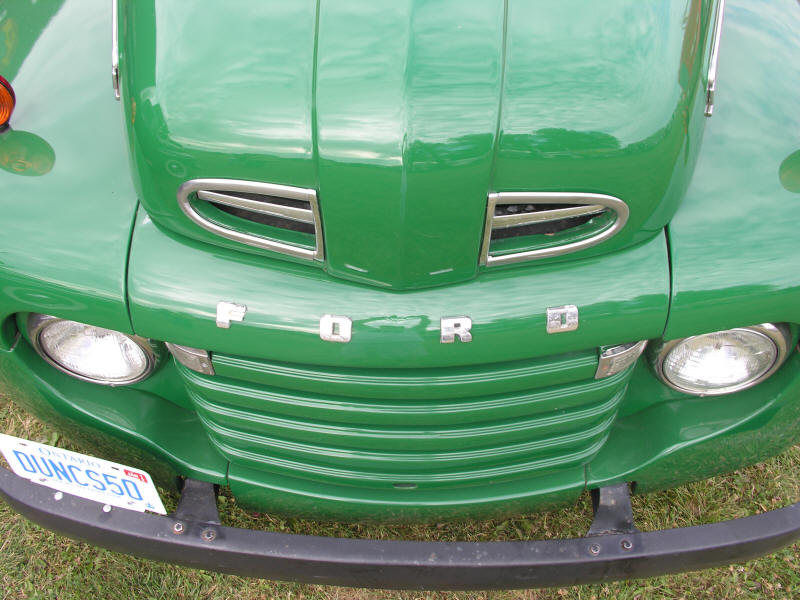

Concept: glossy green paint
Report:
left=120, top=0, right=318, bottom=265
left=589, top=351, right=800, bottom=493
left=196, top=360, right=629, bottom=521
left=227, top=461, right=587, bottom=523
left=313, top=0, right=504, bottom=289
left=122, top=0, right=712, bottom=290
left=0, top=0, right=799, bottom=524
left=491, top=0, right=711, bottom=267
left=664, top=0, right=800, bottom=338
left=226, top=354, right=800, bottom=521
left=0, top=336, right=227, bottom=486
left=0, top=0, right=136, bottom=334
left=128, top=210, right=670, bottom=368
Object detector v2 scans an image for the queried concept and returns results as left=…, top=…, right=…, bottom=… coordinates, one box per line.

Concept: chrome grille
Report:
left=480, top=192, right=628, bottom=266
left=177, top=179, right=324, bottom=261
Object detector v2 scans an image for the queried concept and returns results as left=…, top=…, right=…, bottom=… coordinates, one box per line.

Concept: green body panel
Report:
left=589, top=352, right=800, bottom=493
left=122, top=0, right=710, bottom=290
left=664, top=1, right=800, bottom=338
left=0, top=0, right=799, bottom=523
left=492, top=0, right=710, bottom=260
left=313, top=0, right=504, bottom=289
left=128, top=211, right=670, bottom=367
left=2, top=315, right=798, bottom=521
left=0, top=339, right=227, bottom=486
left=0, top=0, right=136, bottom=334
left=190, top=355, right=631, bottom=520
left=119, top=0, right=319, bottom=265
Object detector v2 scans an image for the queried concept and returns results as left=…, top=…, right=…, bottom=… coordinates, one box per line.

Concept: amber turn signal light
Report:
left=0, top=75, right=16, bottom=128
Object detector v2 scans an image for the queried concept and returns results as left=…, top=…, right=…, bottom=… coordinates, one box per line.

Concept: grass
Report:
left=1, top=395, right=799, bottom=600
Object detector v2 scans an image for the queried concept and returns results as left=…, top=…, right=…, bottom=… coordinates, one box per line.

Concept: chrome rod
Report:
left=112, top=0, right=120, bottom=100
left=705, top=0, right=726, bottom=117
left=492, top=204, right=606, bottom=229
left=197, top=190, right=315, bottom=224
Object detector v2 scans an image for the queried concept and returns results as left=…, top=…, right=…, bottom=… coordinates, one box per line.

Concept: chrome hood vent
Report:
left=177, top=179, right=324, bottom=261
left=480, top=193, right=628, bottom=266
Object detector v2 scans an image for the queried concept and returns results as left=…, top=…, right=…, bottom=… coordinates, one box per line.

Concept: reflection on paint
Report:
left=779, top=150, right=800, bottom=194
left=0, top=128, right=55, bottom=176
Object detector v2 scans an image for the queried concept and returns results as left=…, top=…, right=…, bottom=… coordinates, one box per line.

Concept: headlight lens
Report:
left=656, top=324, right=790, bottom=395
left=29, top=315, right=156, bottom=385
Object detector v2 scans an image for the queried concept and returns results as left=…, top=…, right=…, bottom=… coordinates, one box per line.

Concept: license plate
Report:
left=0, top=433, right=167, bottom=514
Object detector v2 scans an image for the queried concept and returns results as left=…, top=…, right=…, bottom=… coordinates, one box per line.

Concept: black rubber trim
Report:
left=2, top=468, right=800, bottom=590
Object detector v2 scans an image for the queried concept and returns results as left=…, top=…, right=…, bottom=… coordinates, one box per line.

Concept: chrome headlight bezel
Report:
left=652, top=323, right=792, bottom=396
left=27, top=313, right=158, bottom=386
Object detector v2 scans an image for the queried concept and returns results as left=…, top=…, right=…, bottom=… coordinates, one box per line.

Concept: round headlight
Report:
left=28, top=314, right=156, bottom=385
left=655, top=323, right=791, bottom=396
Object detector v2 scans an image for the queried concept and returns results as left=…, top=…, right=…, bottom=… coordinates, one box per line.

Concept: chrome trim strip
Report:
left=196, top=190, right=315, bottom=224
left=165, top=343, right=215, bottom=376
left=27, top=314, right=158, bottom=386
left=480, top=192, right=629, bottom=267
left=177, top=179, right=324, bottom=261
left=112, top=0, right=120, bottom=101
left=652, top=323, right=791, bottom=396
left=705, top=0, right=726, bottom=117
left=595, top=340, right=648, bottom=379
left=492, top=204, right=606, bottom=229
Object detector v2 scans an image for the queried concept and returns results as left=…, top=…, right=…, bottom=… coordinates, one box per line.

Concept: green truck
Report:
left=1, top=0, right=799, bottom=589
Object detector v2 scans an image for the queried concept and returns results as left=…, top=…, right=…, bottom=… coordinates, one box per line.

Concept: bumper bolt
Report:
left=201, top=528, right=217, bottom=542
left=621, top=539, right=633, bottom=551
left=172, top=522, right=185, bottom=535
left=102, top=504, right=112, bottom=513
left=53, top=492, right=63, bottom=501
left=589, top=543, right=601, bottom=555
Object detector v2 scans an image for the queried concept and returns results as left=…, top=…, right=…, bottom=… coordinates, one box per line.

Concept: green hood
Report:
left=122, top=0, right=711, bottom=290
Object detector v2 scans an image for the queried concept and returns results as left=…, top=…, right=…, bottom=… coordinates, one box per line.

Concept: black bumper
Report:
left=2, top=468, right=800, bottom=590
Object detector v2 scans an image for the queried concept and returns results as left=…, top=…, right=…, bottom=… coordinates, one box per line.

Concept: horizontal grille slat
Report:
left=175, top=350, right=634, bottom=490
left=189, top=386, right=623, bottom=452
left=206, top=425, right=612, bottom=484
left=200, top=408, right=616, bottom=462
left=210, top=350, right=599, bottom=401
left=181, top=365, right=624, bottom=428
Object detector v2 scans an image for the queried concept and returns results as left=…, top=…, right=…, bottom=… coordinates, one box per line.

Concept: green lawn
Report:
left=1, top=396, right=799, bottom=600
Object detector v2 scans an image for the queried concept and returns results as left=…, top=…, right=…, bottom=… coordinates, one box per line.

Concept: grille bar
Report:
left=177, top=178, right=324, bottom=261
left=181, top=362, right=621, bottom=427
left=210, top=350, right=599, bottom=401
left=175, top=351, right=633, bottom=490
left=480, top=192, right=628, bottom=266
left=189, top=386, right=623, bottom=452
left=196, top=190, right=315, bottom=224
left=207, top=427, right=612, bottom=484
left=492, top=204, right=606, bottom=229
